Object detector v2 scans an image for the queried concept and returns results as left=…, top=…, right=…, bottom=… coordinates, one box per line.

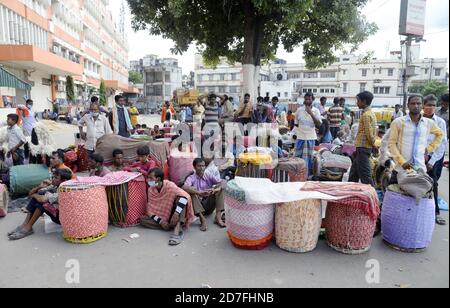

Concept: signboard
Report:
left=399, top=0, right=427, bottom=36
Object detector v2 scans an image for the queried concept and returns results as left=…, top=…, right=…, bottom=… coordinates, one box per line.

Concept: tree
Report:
left=409, top=80, right=449, bottom=99
left=129, top=70, right=143, bottom=84
left=99, top=80, right=108, bottom=106
left=127, top=0, right=377, bottom=98
left=66, top=76, right=75, bottom=103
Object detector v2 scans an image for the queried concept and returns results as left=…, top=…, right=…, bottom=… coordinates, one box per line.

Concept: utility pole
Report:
left=402, top=35, right=412, bottom=114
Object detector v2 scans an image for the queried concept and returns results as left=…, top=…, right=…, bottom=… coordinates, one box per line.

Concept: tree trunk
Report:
left=242, top=1, right=264, bottom=102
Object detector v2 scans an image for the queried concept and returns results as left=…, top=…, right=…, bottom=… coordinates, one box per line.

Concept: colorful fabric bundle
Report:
left=312, top=150, right=351, bottom=181
left=9, top=165, right=51, bottom=196
left=275, top=199, right=322, bottom=253
left=76, top=144, right=89, bottom=172
left=225, top=180, right=275, bottom=250
left=0, top=184, right=8, bottom=217
left=59, top=184, right=109, bottom=244
left=236, top=152, right=273, bottom=179
left=341, top=144, right=356, bottom=157
left=272, top=158, right=307, bottom=183
left=382, top=190, right=435, bottom=252
left=169, top=148, right=197, bottom=185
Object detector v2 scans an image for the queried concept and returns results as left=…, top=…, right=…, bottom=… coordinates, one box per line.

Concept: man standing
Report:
left=220, top=95, right=235, bottom=123
left=340, top=97, right=351, bottom=125
left=267, top=96, right=281, bottom=123
left=391, top=104, right=404, bottom=122
left=423, top=95, right=448, bottom=225
left=79, top=102, right=113, bottom=155
left=318, top=97, right=328, bottom=117
left=328, top=98, right=344, bottom=139
left=294, top=92, right=322, bottom=176
left=236, top=93, right=253, bottom=125
left=16, top=99, right=37, bottom=159
left=183, top=158, right=226, bottom=232
left=161, top=101, right=176, bottom=124
left=110, top=95, right=133, bottom=138
left=388, top=95, right=444, bottom=196
left=348, top=91, right=378, bottom=186
left=437, top=94, right=449, bottom=139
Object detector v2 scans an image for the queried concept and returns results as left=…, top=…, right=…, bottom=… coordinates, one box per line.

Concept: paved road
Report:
left=0, top=116, right=448, bottom=288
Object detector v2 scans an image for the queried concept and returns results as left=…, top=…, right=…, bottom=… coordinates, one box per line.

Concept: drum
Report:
left=275, top=199, right=322, bottom=253
left=0, top=184, right=8, bottom=218
left=105, top=173, right=148, bottom=228
left=168, top=149, right=197, bottom=185
left=272, top=158, right=307, bottom=183
left=59, top=184, right=109, bottom=244
left=236, top=152, right=273, bottom=179
left=325, top=202, right=377, bottom=254
left=9, top=165, right=51, bottom=196
left=225, top=180, right=275, bottom=250
left=382, top=190, right=435, bottom=252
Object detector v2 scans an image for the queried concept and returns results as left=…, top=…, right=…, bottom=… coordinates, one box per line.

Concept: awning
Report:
left=0, top=66, right=31, bottom=91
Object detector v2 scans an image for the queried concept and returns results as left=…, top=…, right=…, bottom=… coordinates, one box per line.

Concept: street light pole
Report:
left=402, top=35, right=412, bottom=114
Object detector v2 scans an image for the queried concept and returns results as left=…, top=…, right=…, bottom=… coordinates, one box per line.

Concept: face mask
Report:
left=148, top=181, right=158, bottom=188
left=92, top=112, right=100, bottom=118
left=27, top=104, right=33, bottom=110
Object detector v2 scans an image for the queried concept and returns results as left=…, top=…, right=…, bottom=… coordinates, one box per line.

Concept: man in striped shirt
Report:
left=328, top=98, right=344, bottom=139
left=348, top=91, right=378, bottom=186
left=203, top=93, right=221, bottom=134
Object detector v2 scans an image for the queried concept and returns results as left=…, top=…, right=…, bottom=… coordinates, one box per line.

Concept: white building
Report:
left=261, top=53, right=448, bottom=107
left=195, top=54, right=270, bottom=103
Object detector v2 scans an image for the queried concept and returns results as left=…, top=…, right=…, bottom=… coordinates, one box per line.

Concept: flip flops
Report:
left=8, top=229, right=34, bottom=241
left=169, top=231, right=184, bottom=246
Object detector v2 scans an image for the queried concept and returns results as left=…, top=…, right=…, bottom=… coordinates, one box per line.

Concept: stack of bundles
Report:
left=59, top=182, right=109, bottom=244
left=236, top=150, right=273, bottom=179
left=312, top=149, right=352, bottom=181
left=224, top=180, right=275, bottom=250
left=382, top=170, right=435, bottom=252
left=272, top=157, right=307, bottom=183
left=96, top=134, right=169, bottom=169
left=301, top=182, right=380, bottom=255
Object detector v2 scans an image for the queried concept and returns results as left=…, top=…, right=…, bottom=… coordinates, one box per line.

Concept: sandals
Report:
left=200, top=224, right=208, bottom=232
left=169, top=231, right=184, bottom=246
left=436, top=216, right=447, bottom=226
left=8, top=226, right=24, bottom=237
left=214, top=218, right=226, bottom=229
left=8, top=229, right=34, bottom=241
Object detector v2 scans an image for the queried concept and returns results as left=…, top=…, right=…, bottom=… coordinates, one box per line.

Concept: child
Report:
left=111, top=149, right=125, bottom=172
left=89, top=153, right=111, bottom=177
left=7, top=169, right=73, bottom=241
left=123, top=145, right=157, bottom=178
left=6, top=114, right=27, bottom=166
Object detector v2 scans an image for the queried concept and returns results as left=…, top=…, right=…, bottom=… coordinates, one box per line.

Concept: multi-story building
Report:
left=262, top=53, right=448, bottom=106
left=0, top=0, right=137, bottom=117
left=195, top=54, right=270, bottom=103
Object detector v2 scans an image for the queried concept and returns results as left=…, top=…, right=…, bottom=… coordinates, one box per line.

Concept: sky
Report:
left=109, top=0, right=449, bottom=75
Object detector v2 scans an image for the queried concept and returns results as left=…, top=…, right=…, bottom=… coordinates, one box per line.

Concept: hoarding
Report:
left=399, top=0, right=427, bottom=36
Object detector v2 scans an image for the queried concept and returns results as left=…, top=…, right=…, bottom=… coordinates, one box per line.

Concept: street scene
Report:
left=0, top=0, right=449, bottom=290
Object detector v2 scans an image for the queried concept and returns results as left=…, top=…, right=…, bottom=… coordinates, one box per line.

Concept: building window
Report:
left=302, top=89, right=307, bottom=93
left=342, top=70, right=347, bottom=75
left=313, top=89, right=318, bottom=93
left=198, top=75, right=203, bottom=82
left=360, top=83, right=367, bottom=92
left=231, top=74, right=237, bottom=81
left=284, top=92, right=289, bottom=98
left=374, top=87, right=391, bottom=95
left=304, top=72, right=318, bottom=79
left=321, top=71, right=336, bottom=78
left=373, top=69, right=377, bottom=75
left=331, top=89, right=335, bottom=94
left=343, top=83, right=348, bottom=94
left=435, top=68, right=442, bottom=76
left=220, top=74, right=225, bottom=81
left=362, top=69, right=368, bottom=77
left=277, top=92, right=281, bottom=97
left=388, top=69, right=394, bottom=77
left=325, top=89, right=330, bottom=93
left=320, top=89, right=325, bottom=93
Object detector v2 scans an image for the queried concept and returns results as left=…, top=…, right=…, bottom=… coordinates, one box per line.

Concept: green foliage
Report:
left=66, top=76, right=75, bottom=102
left=129, top=71, right=143, bottom=84
left=99, top=80, right=108, bottom=106
left=127, top=0, right=377, bottom=69
left=409, top=80, right=449, bottom=99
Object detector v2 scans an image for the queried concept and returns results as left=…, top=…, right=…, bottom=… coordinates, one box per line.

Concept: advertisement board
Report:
left=399, top=0, right=427, bottom=36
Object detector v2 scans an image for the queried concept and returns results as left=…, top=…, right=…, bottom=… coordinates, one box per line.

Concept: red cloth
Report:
left=147, top=180, right=194, bottom=227
left=123, top=159, right=157, bottom=178
left=301, top=182, right=380, bottom=221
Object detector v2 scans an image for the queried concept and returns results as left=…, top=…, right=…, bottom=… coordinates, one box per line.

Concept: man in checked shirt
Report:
left=348, top=91, right=378, bottom=187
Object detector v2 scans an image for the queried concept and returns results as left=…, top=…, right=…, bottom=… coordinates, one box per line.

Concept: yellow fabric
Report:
left=128, top=107, right=139, bottom=126
left=355, top=107, right=378, bottom=149
left=238, top=153, right=273, bottom=165
left=64, top=232, right=107, bottom=244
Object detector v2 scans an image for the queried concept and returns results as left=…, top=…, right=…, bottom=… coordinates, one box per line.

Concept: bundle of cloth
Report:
left=26, top=122, right=57, bottom=159
left=313, top=148, right=352, bottom=181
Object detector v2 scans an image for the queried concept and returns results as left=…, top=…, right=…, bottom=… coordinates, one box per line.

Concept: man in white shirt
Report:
left=391, top=104, right=404, bottom=122
left=78, top=102, right=113, bottom=155
left=423, top=95, right=448, bottom=225
left=294, top=92, right=322, bottom=176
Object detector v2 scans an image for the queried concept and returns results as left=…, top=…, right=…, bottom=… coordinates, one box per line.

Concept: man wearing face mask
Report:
left=78, top=102, right=113, bottom=155
left=16, top=99, right=37, bottom=159
left=423, top=95, right=448, bottom=226
left=141, top=168, right=195, bottom=246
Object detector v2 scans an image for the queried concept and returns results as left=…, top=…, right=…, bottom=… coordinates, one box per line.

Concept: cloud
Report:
left=111, top=0, right=449, bottom=74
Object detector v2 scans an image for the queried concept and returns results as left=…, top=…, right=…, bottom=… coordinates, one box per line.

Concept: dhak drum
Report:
left=59, top=183, right=109, bottom=244
left=169, top=148, right=197, bottom=185
left=382, top=190, right=435, bottom=253
left=236, top=152, right=273, bottom=179
left=224, top=180, right=275, bottom=250
left=272, top=158, right=307, bottom=183
left=275, top=199, right=322, bottom=253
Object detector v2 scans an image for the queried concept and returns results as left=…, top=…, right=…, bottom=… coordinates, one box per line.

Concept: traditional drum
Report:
left=236, top=152, right=273, bottom=179
left=0, top=184, right=8, bottom=217
left=105, top=173, right=148, bottom=228
left=59, top=184, right=109, bottom=244
left=382, top=190, right=435, bottom=252
left=325, top=202, right=377, bottom=254
left=9, top=165, right=51, bottom=196
left=169, top=149, right=197, bottom=185
left=272, top=158, right=307, bottom=183
left=225, top=180, right=275, bottom=250
left=275, top=199, right=322, bottom=253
